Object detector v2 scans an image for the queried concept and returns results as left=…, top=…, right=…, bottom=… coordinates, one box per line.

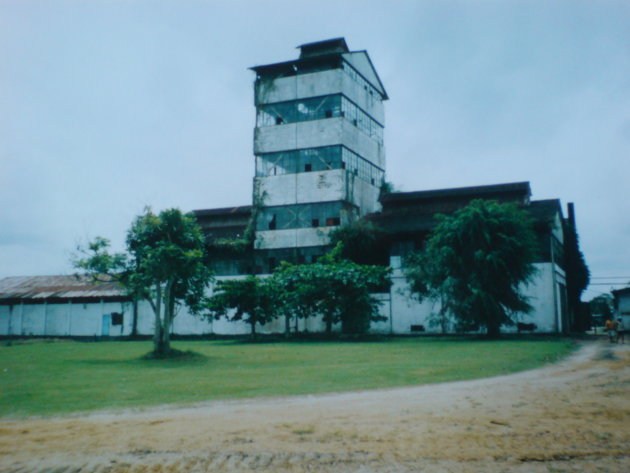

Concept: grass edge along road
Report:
left=0, top=337, right=576, bottom=418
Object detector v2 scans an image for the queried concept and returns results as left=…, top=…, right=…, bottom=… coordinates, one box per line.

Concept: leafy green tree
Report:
left=589, top=294, right=613, bottom=324
left=205, top=276, right=279, bottom=340
left=273, top=244, right=391, bottom=335
left=74, top=208, right=212, bottom=356
left=405, top=199, right=538, bottom=337
left=564, top=223, right=590, bottom=331
left=329, top=219, right=388, bottom=266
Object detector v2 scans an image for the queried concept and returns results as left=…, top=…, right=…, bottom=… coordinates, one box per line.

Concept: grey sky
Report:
left=1, top=0, right=628, bottom=300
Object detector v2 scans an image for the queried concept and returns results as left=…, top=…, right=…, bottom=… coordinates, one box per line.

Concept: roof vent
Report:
left=298, top=37, right=349, bottom=58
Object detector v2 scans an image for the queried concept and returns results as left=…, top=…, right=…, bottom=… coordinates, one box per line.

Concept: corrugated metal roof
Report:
left=0, top=275, right=127, bottom=302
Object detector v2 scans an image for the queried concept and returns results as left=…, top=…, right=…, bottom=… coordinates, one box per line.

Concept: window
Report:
left=111, top=313, right=123, bottom=326
left=311, top=218, right=319, bottom=227
left=268, top=214, right=276, bottom=230
left=326, top=217, right=340, bottom=226
left=304, top=163, right=312, bottom=172
left=325, top=110, right=333, bottom=118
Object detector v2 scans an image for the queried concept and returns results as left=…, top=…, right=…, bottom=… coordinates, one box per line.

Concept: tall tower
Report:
left=251, top=38, right=388, bottom=271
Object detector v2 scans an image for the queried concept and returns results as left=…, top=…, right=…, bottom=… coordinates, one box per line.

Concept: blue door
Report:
left=102, top=314, right=111, bottom=336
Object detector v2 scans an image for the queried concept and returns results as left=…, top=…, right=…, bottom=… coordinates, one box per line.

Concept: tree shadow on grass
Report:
left=78, top=349, right=210, bottom=368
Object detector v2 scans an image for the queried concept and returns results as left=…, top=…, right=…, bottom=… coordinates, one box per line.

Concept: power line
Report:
left=590, top=276, right=630, bottom=280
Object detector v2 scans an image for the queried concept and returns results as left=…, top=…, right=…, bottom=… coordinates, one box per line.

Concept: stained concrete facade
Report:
left=251, top=38, right=386, bottom=267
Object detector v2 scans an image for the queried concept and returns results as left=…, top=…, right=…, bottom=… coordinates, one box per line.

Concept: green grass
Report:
left=0, top=337, right=576, bottom=418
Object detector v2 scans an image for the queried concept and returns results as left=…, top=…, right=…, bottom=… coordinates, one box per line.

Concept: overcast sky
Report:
left=1, top=0, right=628, bottom=300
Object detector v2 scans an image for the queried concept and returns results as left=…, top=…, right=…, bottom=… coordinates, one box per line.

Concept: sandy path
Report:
left=1, top=341, right=629, bottom=472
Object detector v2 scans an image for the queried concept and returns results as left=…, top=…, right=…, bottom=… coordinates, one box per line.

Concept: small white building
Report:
left=612, top=287, right=630, bottom=329
left=0, top=276, right=133, bottom=337
left=0, top=275, right=215, bottom=338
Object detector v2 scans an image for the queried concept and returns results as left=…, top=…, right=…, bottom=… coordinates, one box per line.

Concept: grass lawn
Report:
left=0, top=337, right=576, bottom=418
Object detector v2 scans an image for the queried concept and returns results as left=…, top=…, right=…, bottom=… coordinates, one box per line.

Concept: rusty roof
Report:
left=0, top=275, right=127, bottom=303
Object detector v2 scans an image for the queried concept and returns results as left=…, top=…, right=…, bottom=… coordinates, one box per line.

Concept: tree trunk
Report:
left=152, top=282, right=173, bottom=356
left=486, top=322, right=501, bottom=338
left=131, top=294, right=138, bottom=338
left=285, top=314, right=291, bottom=338
left=250, top=319, right=257, bottom=341
left=325, top=316, right=333, bottom=335
left=152, top=283, right=164, bottom=354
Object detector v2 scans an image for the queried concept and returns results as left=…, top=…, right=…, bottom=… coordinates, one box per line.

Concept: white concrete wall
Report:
left=256, top=170, right=380, bottom=214
left=254, top=118, right=385, bottom=169
left=257, top=170, right=347, bottom=207
left=342, top=52, right=386, bottom=98
left=384, top=258, right=565, bottom=335
left=0, top=262, right=564, bottom=337
left=255, top=227, right=333, bottom=250
left=255, top=69, right=384, bottom=124
left=0, top=300, right=133, bottom=337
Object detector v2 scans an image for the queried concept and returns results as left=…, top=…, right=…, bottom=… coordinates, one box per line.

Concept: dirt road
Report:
left=1, top=341, right=629, bottom=472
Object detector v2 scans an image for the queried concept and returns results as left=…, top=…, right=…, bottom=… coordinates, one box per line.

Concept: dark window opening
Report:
left=311, top=218, right=319, bottom=227
left=268, top=258, right=277, bottom=272
left=297, top=254, right=306, bottom=264
left=371, top=178, right=375, bottom=185
left=410, top=324, right=425, bottom=332
left=111, top=312, right=123, bottom=326
left=325, top=110, right=333, bottom=118
left=352, top=119, right=358, bottom=126
left=275, top=116, right=284, bottom=125
left=326, top=217, right=341, bottom=226
left=268, top=214, right=277, bottom=230
left=304, top=163, right=312, bottom=172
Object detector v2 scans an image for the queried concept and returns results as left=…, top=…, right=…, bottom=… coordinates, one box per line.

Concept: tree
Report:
left=405, top=199, right=538, bottom=337
left=589, top=294, right=613, bottom=326
left=329, top=219, right=388, bottom=266
left=74, top=208, right=212, bottom=356
left=564, top=222, right=590, bottom=331
left=272, top=244, right=391, bottom=335
left=205, top=276, right=278, bottom=340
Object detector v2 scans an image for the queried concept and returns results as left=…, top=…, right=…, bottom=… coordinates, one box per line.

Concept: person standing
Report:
left=605, top=317, right=618, bottom=343
left=617, top=318, right=625, bottom=344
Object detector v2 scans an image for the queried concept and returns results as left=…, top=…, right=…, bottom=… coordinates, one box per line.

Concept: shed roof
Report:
left=381, top=181, right=532, bottom=207
left=0, top=275, right=127, bottom=304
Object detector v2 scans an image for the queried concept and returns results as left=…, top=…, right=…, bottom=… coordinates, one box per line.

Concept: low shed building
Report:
left=0, top=276, right=132, bottom=337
